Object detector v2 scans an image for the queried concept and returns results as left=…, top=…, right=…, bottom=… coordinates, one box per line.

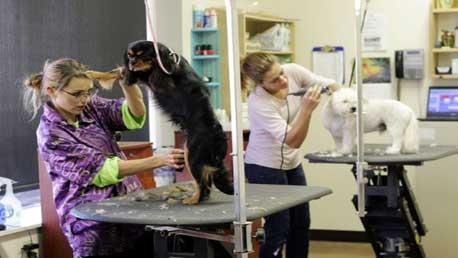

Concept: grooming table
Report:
left=72, top=183, right=332, bottom=257
left=305, top=144, right=458, bottom=258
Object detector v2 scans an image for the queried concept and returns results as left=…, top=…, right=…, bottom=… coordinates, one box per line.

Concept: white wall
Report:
left=147, top=0, right=189, bottom=148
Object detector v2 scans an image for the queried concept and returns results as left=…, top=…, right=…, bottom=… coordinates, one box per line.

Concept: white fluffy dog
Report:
left=322, top=88, right=419, bottom=155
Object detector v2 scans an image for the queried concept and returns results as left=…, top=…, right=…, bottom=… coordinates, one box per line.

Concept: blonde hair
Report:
left=23, top=58, right=121, bottom=119
left=240, top=52, right=278, bottom=90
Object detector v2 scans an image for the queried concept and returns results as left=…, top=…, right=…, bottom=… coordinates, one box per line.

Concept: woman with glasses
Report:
left=23, top=58, right=184, bottom=258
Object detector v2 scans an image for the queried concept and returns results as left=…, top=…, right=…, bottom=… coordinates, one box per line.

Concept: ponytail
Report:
left=23, top=73, right=44, bottom=119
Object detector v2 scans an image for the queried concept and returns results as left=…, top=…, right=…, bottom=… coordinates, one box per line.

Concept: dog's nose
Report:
left=350, top=107, right=357, bottom=113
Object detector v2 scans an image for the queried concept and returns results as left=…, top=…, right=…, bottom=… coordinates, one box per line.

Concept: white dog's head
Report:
left=329, top=88, right=366, bottom=116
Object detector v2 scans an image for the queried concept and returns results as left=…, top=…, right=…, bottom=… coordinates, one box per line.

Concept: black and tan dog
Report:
left=122, top=40, right=234, bottom=204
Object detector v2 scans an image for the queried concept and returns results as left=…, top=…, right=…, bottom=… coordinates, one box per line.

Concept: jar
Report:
left=206, top=45, right=214, bottom=55
left=195, top=45, right=202, bottom=55
left=448, top=31, right=455, bottom=47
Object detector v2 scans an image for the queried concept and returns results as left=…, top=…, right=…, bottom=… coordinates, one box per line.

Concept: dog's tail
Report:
left=213, top=167, right=234, bottom=195
left=403, top=112, right=419, bottom=153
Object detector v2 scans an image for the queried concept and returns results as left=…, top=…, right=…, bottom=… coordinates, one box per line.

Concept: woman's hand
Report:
left=118, top=70, right=146, bottom=117
left=163, top=148, right=185, bottom=169
left=300, top=85, right=321, bottom=115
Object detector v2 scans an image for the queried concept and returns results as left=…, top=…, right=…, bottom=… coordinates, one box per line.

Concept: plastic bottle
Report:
left=204, top=9, right=211, bottom=28
left=0, top=203, right=5, bottom=226
left=210, top=9, right=218, bottom=28
left=193, top=5, right=204, bottom=28
left=0, top=177, right=22, bottom=227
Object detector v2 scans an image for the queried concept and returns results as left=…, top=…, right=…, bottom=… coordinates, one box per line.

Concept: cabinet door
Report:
left=119, top=142, right=155, bottom=189
left=174, top=131, right=250, bottom=182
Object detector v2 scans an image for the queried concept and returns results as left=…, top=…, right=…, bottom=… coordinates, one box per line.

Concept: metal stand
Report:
left=146, top=225, right=235, bottom=258
left=224, top=1, right=252, bottom=257
left=350, top=164, right=426, bottom=258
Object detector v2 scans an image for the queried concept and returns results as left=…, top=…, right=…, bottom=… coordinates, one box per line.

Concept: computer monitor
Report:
left=427, top=86, right=458, bottom=119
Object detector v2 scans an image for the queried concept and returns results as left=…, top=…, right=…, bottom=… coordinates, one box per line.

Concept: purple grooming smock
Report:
left=37, top=96, right=145, bottom=258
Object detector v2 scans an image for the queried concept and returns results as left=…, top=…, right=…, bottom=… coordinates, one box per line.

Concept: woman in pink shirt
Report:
left=241, top=52, right=338, bottom=258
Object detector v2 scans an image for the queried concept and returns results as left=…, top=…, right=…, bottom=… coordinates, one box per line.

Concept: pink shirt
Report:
left=245, top=63, right=335, bottom=170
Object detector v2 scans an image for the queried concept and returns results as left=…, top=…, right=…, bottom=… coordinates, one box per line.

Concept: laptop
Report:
left=425, top=86, right=458, bottom=121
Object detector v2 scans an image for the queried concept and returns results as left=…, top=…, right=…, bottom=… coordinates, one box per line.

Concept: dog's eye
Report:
left=136, top=51, right=143, bottom=56
left=127, top=50, right=134, bottom=58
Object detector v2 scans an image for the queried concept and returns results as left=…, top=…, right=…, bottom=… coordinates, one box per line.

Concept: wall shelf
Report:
left=239, top=12, right=296, bottom=63
left=192, top=55, right=220, bottom=60
left=433, top=8, right=458, bottom=13
left=191, top=27, right=222, bottom=108
left=191, top=28, right=218, bottom=32
left=432, top=48, right=458, bottom=53
left=430, top=0, right=458, bottom=80
left=246, top=50, right=294, bottom=55
left=205, top=82, right=220, bottom=87
left=432, top=74, right=458, bottom=79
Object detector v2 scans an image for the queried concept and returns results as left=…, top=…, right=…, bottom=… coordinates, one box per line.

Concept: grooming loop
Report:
left=143, top=0, right=180, bottom=74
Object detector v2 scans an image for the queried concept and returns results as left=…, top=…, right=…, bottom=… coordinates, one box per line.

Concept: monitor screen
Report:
left=427, top=87, right=458, bottom=117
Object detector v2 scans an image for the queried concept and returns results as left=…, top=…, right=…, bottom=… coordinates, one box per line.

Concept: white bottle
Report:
left=0, top=177, right=22, bottom=227
left=210, top=9, right=218, bottom=28
left=193, top=5, right=204, bottom=28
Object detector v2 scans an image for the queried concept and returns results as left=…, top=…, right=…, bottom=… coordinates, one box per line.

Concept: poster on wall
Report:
left=362, top=12, right=388, bottom=52
left=362, top=57, right=392, bottom=99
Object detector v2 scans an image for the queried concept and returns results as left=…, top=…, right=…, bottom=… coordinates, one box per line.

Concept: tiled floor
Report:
left=309, top=241, right=374, bottom=258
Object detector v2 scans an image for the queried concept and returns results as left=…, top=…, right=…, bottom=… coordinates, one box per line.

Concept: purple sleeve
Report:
left=90, top=96, right=128, bottom=132
left=40, top=135, right=106, bottom=187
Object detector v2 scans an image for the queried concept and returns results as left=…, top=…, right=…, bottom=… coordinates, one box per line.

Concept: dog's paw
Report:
left=385, top=146, right=401, bottom=155
left=123, top=69, right=138, bottom=85
left=182, top=195, right=199, bottom=205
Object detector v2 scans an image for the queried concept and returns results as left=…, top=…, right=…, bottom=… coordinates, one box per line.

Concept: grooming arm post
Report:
left=354, top=0, right=367, bottom=217
left=224, top=0, right=252, bottom=256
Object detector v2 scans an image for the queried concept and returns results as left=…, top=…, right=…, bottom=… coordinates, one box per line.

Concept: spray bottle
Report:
left=0, top=177, right=22, bottom=227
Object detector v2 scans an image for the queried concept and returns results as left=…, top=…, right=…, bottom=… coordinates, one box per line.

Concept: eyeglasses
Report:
left=61, top=88, right=98, bottom=99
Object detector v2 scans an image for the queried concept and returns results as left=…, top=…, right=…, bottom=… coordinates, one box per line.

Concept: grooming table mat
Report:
left=305, top=144, right=458, bottom=165
left=71, top=183, right=331, bottom=226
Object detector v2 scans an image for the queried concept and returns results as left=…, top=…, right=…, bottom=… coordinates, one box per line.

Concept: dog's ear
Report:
left=85, top=68, right=121, bottom=90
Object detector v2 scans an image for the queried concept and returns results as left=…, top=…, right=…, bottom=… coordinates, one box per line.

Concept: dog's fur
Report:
left=322, top=88, right=419, bottom=155
left=123, top=40, right=234, bottom=204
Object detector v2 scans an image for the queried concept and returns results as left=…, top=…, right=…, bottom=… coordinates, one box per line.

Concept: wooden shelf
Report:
left=239, top=12, right=295, bottom=62
left=430, top=0, right=458, bottom=80
left=432, top=48, right=458, bottom=53
left=433, top=8, right=458, bottom=13
left=244, top=13, right=296, bottom=23
left=432, top=74, right=458, bottom=79
left=246, top=50, right=293, bottom=55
